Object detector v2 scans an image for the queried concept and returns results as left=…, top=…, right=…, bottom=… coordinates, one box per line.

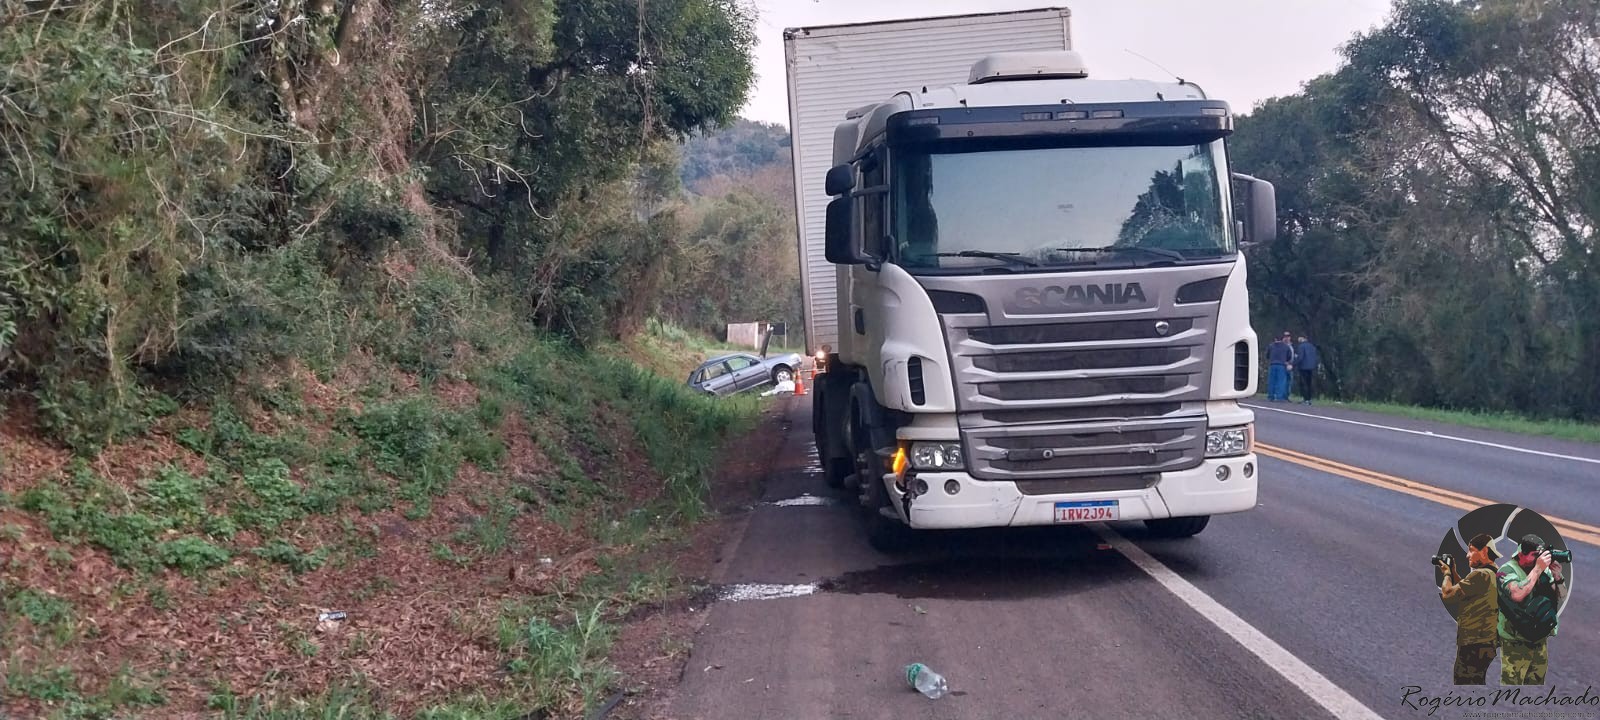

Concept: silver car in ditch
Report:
left=688, top=352, right=803, bottom=396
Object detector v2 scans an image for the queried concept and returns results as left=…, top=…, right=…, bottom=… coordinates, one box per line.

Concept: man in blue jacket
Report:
left=1266, top=332, right=1294, bottom=401
left=1294, top=335, right=1320, bottom=405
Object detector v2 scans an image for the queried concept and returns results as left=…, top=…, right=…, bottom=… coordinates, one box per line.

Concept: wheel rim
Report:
left=776, top=369, right=793, bottom=383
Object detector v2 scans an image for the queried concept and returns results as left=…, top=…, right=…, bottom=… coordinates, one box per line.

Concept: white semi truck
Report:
left=784, top=8, right=1277, bottom=548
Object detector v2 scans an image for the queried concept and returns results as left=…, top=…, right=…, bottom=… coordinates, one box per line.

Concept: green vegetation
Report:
left=0, top=663, right=165, bottom=719
left=0, top=0, right=784, bottom=716
left=11, top=322, right=759, bottom=568
left=505, top=604, right=618, bottom=712
left=0, top=0, right=762, bottom=454
left=659, top=136, right=804, bottom=343
left=680, top=119, right=792, bottom=189
left=1236, top=0, right=1600, bottom=422
left=3, top=586, right=76, bottom=647
left=207, top=684, right=536, bottom=720
left=4, top=318, right=765, bottom=714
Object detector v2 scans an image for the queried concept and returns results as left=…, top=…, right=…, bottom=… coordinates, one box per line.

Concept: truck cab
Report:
left=807, top=50, right=1277, bottom=547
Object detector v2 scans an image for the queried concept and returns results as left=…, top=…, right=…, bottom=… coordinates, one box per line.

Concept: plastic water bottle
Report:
left=905, top=663, right=948, bottom=699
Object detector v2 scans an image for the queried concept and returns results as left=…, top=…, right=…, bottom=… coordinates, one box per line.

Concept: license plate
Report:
left=1054, top=500, right=1119, bottom=523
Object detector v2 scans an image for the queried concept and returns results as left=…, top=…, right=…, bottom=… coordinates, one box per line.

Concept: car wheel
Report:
left=773, top=366, right=794, bottom=384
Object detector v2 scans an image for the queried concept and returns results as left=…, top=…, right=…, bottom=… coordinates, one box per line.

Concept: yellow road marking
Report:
left=1256, top=442, right=1600, bottom=548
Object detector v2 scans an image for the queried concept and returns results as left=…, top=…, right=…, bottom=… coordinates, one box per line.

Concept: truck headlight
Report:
left=909, top=442, right=964, bottom=471
left=1205, top=426, right=1253, bottom=458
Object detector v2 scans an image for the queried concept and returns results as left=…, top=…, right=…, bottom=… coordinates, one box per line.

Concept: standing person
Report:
left=1266, top=332, right=1294, bottom=401
left=1496, top=534, right=1567, bottom=685
left=1440, top=534, right=1501, bottom=685
left=1294, top=335, right=1320, bottom=405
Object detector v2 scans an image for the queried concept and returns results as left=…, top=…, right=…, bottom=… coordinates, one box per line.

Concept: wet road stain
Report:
left=710, top=527, right=1151, bottom=604
left=815, top=554, right=1137, bottom=601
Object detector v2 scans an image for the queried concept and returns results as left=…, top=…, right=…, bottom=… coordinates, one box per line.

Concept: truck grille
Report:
left=976, top=375, right=1188, bottom=402
left=963, top=415, right=1206, bottom=481
left=1015, top=475, right=1159, bottom=495
left=971, top=347, right=1187, bottom=373
left=969, top=318, right=1195, bottom=345
left=916, top=265, right=1228, bottom=483
left=979, top=403, right=1183, bottom=425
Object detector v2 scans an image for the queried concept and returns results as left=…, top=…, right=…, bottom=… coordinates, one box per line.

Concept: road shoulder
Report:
left=604, top=397, right=797, bottom=720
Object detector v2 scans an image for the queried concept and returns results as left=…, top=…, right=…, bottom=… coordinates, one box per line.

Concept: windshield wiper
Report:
left=932, top=250, right=1039, bottom=267
left=1045, top=246, right=1187, bottom=264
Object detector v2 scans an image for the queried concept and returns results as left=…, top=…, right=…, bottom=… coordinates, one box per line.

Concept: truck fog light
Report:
left=1243, top=462, right=1254, bottom=478
left=914, top=478, right=930, bottom=496
left=1215, top=465, right=1231, bottom=482
left=944, top=479, right=961, bottom=495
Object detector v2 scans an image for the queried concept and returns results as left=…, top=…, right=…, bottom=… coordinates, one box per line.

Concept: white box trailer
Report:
left=784, top=8, right=1073, bottom=354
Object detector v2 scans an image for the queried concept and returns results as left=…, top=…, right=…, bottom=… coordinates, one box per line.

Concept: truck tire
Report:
left=823, top=458, right=851, bottom=489
left=810, top=383, right=826, bottom=451
left=859, top=471, right=916, bottom=553
left=812, top=381, right=849, bottom=489
left=842, top=381, right=915, bottom=552
left=1144, top=515, right=1210, bottom=538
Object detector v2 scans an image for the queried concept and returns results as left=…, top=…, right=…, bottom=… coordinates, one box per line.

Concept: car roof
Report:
left=702, top=353, right=754, bottom=366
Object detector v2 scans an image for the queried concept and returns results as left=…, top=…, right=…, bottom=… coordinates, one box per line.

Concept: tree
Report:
left=1345, top=0, right=1600, bottom=413
left=1231, top=0, right=1600, bottom=419
left=0, top=0, right=761, bottom=445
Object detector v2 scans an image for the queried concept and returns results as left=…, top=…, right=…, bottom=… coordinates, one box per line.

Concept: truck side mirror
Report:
left=1232, top=173, right=1277, bottom=246
left=824, top=197, right=868, bottom=265
left=825, top=164, right=855, bottom=197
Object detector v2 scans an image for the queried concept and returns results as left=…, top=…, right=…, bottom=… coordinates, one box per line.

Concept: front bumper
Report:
left=886, top=454, right=1259, bottom=530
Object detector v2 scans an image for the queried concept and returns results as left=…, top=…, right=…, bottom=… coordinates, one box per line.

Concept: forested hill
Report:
left=679, top=119, right=792, bottom=193
left=1233, top=0, right=1600, bottom=421
left=661, top=119, right=802, bottom=341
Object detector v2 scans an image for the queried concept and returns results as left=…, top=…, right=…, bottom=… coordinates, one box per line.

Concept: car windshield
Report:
left=894, top=140, right=1234, bottom=272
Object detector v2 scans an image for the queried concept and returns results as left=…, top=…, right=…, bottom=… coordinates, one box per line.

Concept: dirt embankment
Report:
left=602, top=397, right=795, bottom=720
left=2, top=335, right=779, bottom=718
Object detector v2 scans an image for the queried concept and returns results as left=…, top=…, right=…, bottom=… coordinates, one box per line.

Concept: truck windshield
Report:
left=893, top=140, right=1233, bottom=272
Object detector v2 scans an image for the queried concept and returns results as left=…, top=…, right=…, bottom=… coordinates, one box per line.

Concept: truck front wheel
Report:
left=1144, top=516, right=1210, bottom=538
left=823, top=458, right=851, bottom=489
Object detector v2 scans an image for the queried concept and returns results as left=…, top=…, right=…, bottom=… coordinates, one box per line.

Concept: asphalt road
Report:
left=669, top=399, right=1600, bottom=720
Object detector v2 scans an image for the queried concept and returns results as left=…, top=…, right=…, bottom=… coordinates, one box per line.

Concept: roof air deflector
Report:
left=969, top=51, right=1090, bottom=84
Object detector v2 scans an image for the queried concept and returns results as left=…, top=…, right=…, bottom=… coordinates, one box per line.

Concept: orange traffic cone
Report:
left=794, top=369, right=806, bottom=396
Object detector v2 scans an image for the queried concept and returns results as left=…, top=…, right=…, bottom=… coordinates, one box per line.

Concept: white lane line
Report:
left=1094, top=524, right=1384, bottom=720
left=717, top=583, right=820, bottom=602
left=1244, top=403, right=1600, bottom=466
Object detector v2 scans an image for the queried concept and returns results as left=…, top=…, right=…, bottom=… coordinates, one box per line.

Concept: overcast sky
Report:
left=740, top=0, right=1393, bottom=125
